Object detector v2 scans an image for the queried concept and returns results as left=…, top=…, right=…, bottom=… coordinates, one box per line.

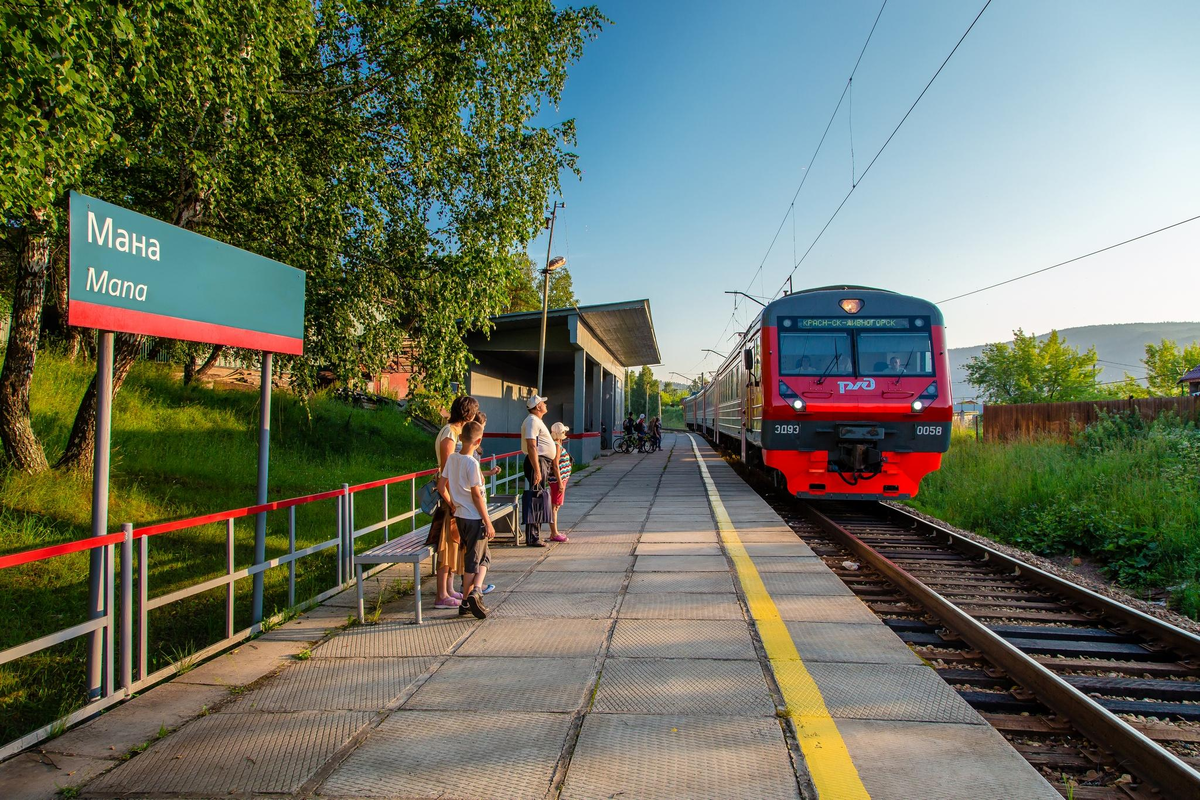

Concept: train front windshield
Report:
left=778, top=329, right=934, bottom=378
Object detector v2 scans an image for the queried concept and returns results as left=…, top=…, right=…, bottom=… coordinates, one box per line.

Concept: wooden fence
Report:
left=983, top=396, right=1200, bottom=442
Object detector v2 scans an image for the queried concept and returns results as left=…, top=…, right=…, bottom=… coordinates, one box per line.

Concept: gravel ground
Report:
left=889, top=501, right=1200, bottom=637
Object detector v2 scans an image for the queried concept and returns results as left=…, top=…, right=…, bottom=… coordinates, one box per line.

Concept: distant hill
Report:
left=948, top=322, right=1200, bottom=404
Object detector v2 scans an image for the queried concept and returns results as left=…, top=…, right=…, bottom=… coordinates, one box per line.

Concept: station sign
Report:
left=68, top=191, right=306, bottom=354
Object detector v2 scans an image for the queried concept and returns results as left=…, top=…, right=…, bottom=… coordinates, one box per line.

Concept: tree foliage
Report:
left=499, top=256, right=579, bottom=313
left=0, top=0, right=605, bottom=470
left=1144, top=339, right=1200, bottom=397
left=627, top=365, right=661, bottom=418
left=964, top=329, right=1102, bottom=404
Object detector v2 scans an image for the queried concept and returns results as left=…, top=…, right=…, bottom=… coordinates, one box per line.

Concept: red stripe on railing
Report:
left=0, top=532, right=125, bottom=570
left=133, top=487, right=348, bottom=538
left=1, top=449, right=529, bottom=570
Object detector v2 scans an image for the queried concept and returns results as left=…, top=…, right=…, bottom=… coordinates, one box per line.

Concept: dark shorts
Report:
left=455, top=516, right=491, bottom=573
left=523, top=454, right=554, bottom=489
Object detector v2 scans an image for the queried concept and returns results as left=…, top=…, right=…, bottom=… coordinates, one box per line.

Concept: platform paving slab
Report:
left=455, top=617, right=610, bottom=658
left=618, top=591, right=745, bottom=620
left=492, top=591, right=619, bottom=619
left=230, top=655, right=436, bottom=711
left=759, top=570, right=857, bottom=596
left=87, top=710, right=373, bottom=796
left=626, top=570, right=738, bottom=594
left=172, top=637, right=309, bottom=687
left=314, top=616, right=474, bottom=659
left=560, top=714, right=803, bottom=800
left=592, top=657, right=776, bottom=716
left=536, top=555, right=634, bottom=572
left=784, top=622, right=923, bottom=665
left=609, top=619, right=758, bottom=660
left=319, top=710, right=574, bottom=800
left=639, top=530, right=720, bottom=543
left=836, top=719, right=1061, bottom=800
left=509, top=570, right=628, bottom=593
left=403, top=656, right=595, bottom=712
left=633, top=554, right=730, bottom=571
left=635, top=541, right=723, bottom=556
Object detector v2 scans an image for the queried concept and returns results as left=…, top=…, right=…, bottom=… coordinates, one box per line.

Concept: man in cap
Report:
left=521, top=394, right=556, bottom=546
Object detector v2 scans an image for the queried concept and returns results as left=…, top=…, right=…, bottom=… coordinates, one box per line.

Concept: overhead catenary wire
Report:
left=700, top=0, right=891, bottom=368
left=771, top=0, right=993, bottom=302
left=938, top=214, right=1200, bottom=304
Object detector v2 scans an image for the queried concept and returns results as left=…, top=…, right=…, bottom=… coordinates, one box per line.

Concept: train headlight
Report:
left=911, top=400, right=925, bottom=412
left=792, top=399, right=805, bottom=412
left=839, top=298, right=864, bottom=314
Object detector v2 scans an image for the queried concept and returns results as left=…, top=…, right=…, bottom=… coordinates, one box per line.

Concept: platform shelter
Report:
left=463, top=300, right=660, bottom=463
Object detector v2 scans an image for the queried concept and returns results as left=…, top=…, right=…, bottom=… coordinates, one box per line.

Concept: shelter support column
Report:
left=573, top=349, right=586, bottom=463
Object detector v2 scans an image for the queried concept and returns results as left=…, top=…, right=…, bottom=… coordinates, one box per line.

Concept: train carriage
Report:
left=683, top=286, right=952, bottom=500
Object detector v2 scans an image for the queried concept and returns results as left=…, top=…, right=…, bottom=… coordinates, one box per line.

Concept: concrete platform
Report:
left=8, top=433, right=1059, bottom=800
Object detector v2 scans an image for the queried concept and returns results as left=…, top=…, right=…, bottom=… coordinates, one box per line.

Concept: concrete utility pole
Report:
left=536, top=201, right=565, bottom=394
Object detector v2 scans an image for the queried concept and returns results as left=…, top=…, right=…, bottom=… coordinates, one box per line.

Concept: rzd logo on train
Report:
left=837, top=378, right=876, bottom=393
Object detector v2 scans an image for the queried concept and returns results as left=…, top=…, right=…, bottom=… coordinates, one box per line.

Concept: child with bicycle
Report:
left=548, top=422, right=573, bottom=543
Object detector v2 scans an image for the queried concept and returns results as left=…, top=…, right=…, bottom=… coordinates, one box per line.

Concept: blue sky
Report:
left=528, top=0, right=1200, bottom=381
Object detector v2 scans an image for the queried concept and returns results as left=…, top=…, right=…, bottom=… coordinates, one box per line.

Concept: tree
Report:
left=628, top=365, right=660, bottom=418
left=499, top=256, right=579, bottom=314
left=964, top=329, right=1100, bottom=404
left=0, top=0, right=165, bottom=472
left=40, top=0, right=604, bottom=470
left=1144, top=339, right=1200, bottom=397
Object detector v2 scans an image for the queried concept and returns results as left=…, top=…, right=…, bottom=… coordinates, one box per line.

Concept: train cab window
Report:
left=779, top=332, right=853, bottom=376
left=856, top=332, right=935, bottom=377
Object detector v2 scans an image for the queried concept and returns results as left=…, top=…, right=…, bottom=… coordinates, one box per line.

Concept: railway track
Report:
left=777, top=499, right=1200, bottom=800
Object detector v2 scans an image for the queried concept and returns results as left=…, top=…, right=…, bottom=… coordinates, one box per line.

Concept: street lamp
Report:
left=536, top=201, right=565, bottom=393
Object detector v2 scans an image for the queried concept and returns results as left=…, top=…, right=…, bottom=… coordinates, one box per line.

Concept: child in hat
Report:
left=548, top=422, right=573, bottom=543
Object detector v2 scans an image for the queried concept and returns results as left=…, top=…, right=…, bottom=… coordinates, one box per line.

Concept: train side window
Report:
left=856, top=332, right=935, bottom=377
left=778, top=332, right=853, bottom=376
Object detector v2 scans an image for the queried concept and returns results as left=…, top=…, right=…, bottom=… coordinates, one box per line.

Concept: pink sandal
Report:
left=433, top=597, right=461, bottom=609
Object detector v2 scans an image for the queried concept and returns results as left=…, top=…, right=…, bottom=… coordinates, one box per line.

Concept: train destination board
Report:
left=67, top=191, right=306, bottom=354
left=782, top=316, right=923, bottom=329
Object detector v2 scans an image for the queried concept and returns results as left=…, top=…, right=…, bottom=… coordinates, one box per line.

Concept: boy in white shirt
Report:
left=436, top=420, right=495, bottom=619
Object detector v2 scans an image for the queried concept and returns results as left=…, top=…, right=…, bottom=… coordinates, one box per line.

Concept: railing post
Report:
left=287, top=506, right=296, bottom=608
left=410, top=479, right=416, bottom=533
left=225, top=519, right=235, bottom=638
left=383, top=485, right=390, bottom=542
left=490, top=460, right=497, bottom=494
left=342, top=484, right=351, bottom=586
left=139, top=535, right=148, bottom=680
left=120, top=524, right=133, bottom=692
left=335, top=491, right=344, bottom=586
left=104, top=541, right=115, bottom=697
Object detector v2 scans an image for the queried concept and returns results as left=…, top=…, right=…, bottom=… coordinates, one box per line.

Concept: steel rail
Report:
left=802, top=501, right=1200, bottom=799
left=880, top=502, right=1200, bottom=659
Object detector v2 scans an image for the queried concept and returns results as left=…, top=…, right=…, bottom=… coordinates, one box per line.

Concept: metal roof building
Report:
left=464, top=300, right=660, bottom=464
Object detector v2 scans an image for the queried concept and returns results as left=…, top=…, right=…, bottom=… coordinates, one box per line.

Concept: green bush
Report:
left=910, top=412, right=1200, bottom=616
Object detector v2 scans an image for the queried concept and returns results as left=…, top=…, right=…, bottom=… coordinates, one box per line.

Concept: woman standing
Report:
left=429, top=396, right=477, bottom=609
left=547, top=422, right=572, bottom=543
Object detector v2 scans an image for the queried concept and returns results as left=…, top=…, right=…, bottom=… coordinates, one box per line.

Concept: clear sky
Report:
left=528, top=0, right=1200, bottom=381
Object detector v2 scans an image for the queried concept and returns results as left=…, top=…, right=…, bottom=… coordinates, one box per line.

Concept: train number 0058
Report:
left=915, top=425, right=943, bottom=436
left=773, top=423, right=801, bottom=435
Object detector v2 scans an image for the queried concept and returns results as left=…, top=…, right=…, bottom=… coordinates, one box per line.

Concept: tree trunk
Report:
left=191, top=345, right=224, bottom=384
left=0, top=223, right=52, bottom=473
left=55, top=332, right=143, bottom=472
left=182, top=354, right=197, bottom=385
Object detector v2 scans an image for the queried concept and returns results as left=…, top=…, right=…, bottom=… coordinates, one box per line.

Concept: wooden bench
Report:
left=355, top=497, right=519, bottom=624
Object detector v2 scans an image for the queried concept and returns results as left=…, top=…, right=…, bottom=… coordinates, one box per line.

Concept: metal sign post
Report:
left=86, top=331, right=115, bottom=699
left=251, top=353, right=272, bottom=623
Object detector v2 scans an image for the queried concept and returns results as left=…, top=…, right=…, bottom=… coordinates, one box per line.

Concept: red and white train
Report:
left=682, top=286, right=953, bottom=500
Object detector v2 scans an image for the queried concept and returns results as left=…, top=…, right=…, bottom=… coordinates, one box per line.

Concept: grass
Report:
left=0, top=350, right=490, bottom=745
left=661, top=405, right=684, bottom=430
left=908, top=411, right=1200, bottom=617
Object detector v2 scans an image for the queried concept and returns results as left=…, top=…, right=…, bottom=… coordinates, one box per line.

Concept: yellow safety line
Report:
left=688, top=435, right=871, bottom=799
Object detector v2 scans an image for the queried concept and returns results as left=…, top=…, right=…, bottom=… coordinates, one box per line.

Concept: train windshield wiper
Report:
left=815, top=348, right=842, bottom=385
left=892, top=350, right=915, bottom=385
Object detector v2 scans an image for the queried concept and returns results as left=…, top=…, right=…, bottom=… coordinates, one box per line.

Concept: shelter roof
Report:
left=1179, top=365, right=1200, bottom=384
left=489, top=300, right=660, bottom=367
